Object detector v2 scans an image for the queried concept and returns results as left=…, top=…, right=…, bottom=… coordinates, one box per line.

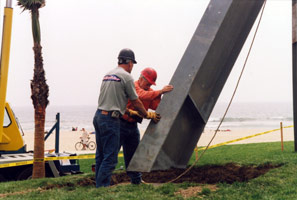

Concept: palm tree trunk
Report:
left=31, top=43, right=49, bottom=179
left=32, top=106, right=45, bottom=178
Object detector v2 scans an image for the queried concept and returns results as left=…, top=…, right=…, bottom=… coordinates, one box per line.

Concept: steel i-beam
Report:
left=128, top=0, right=265, bottom=172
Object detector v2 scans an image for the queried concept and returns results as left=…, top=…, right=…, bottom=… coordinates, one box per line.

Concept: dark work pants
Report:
left=119, top=119, right=142, bottom=184
left=93, top=109, right=120, bottom=188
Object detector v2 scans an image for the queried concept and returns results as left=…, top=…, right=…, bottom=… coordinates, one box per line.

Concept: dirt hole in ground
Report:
left=72, top=162, right=282, bottom=187
left=110, top=162, right=282, bottom=185
left=43, top=162, right=282, bottom=189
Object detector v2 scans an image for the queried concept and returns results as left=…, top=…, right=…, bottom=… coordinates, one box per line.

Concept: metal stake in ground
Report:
left=280, top=122, right=284, bottom=152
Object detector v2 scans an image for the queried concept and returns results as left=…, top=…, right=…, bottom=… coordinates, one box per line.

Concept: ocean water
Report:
left=10, top=102, right=293, bottom=133
left=207, top=102, right=293, bottom=130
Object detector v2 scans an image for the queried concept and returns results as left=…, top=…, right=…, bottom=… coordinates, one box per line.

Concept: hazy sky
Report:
left=2, top=0, right=292, bottom=107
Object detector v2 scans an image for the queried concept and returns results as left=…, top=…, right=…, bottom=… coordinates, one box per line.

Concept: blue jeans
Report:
left=93, top=109, right=120, bottom=187
left=119, top=119, right=142, bottom=184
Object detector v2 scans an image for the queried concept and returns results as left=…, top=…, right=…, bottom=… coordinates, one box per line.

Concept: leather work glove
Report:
left=127, top=109, right=143, bottom=123
left=128, top=109, right=142, bottom=117
left=145, top=112, right=161, bottom=123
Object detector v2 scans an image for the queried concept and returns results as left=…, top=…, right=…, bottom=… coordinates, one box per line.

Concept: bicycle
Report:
left=75, top=138, right=96, bottom=150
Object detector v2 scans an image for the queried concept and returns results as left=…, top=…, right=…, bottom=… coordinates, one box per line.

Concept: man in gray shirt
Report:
left=93, top=48, right=160, bottom=187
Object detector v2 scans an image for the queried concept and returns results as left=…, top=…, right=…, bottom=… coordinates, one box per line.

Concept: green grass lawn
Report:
left=1, top=141, right=297, bottom=199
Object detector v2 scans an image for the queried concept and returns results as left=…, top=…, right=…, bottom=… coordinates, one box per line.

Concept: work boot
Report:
left=131, top=178, right=147, bottom=185
left=131, top=178, right=142, bottom=185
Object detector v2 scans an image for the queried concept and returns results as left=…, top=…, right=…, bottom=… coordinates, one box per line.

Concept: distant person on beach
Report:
left=80, top=128, right=89, bottom=150
left=120, top=67, right=173, bottom=184
left=93, top=48, right=160, bottom=188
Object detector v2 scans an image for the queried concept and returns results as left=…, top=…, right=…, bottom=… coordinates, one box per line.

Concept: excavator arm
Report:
left=0, top=0, right=25, bottom=152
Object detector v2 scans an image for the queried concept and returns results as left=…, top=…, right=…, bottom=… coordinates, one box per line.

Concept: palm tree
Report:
left=17, top=0, right=49, bottom=179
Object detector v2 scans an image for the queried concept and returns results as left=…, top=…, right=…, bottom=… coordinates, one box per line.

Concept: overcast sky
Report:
left=2, top=0, right=292, bottom=107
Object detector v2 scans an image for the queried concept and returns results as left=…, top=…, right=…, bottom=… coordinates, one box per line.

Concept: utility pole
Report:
left=293, top=0, right=297, bottom=151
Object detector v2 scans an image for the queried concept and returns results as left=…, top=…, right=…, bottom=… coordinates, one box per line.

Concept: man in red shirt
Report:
left=120, top=67, right=173, bottom=184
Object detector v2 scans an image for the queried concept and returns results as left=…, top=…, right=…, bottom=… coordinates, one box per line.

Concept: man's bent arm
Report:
left=136, top=87, right=161, bottom=101
left=130, top=98, right=147, bottom=117
left=149, top=96, right=161, bottom=110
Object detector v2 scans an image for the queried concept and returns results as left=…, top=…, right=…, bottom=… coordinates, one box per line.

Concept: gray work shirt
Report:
left=97, top=67, right=138, bottom=115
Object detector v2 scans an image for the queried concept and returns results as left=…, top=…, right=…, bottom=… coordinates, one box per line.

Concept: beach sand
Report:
left=198, top=127, right=293, bottom=147
left=22, top=127, right=294, bottom=154
left=23, top=130, right=97, bottom=154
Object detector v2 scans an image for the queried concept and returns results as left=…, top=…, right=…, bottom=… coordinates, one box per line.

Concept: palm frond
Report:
left=17, top=0, right=45, bottom=11
left=17, top=0, right=45, bottom=44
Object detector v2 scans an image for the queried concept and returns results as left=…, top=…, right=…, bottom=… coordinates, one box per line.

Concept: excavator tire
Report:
left=0, top=174, right=7, bottom=182
left=17, top=166, right=32, bottom=180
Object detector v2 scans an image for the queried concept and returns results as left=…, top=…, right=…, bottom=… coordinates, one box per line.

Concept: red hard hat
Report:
left=141, top=67, right=157, bottom=85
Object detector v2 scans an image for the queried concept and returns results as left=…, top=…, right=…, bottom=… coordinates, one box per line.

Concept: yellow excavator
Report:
left=0, top=0, right=80, bottom=181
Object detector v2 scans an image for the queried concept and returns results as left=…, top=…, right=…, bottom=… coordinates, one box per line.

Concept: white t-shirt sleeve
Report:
left=125, top=79, right=138, bottom=100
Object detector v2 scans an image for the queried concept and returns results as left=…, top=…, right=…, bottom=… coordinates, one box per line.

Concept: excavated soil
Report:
left=0, top=163, right=281, bottom=198
left=109, top=162, right=282, bottom=185
left=40, top=162, right=282, bottom=191
left=44, top=163, right=282, bottom=189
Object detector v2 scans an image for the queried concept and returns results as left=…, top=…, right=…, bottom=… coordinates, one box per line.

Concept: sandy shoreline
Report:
left=198, top=127, right=293, bottom=147
left=23, top=130, right=97, bottom=153
left=22, top=127, right=294, bottom=154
